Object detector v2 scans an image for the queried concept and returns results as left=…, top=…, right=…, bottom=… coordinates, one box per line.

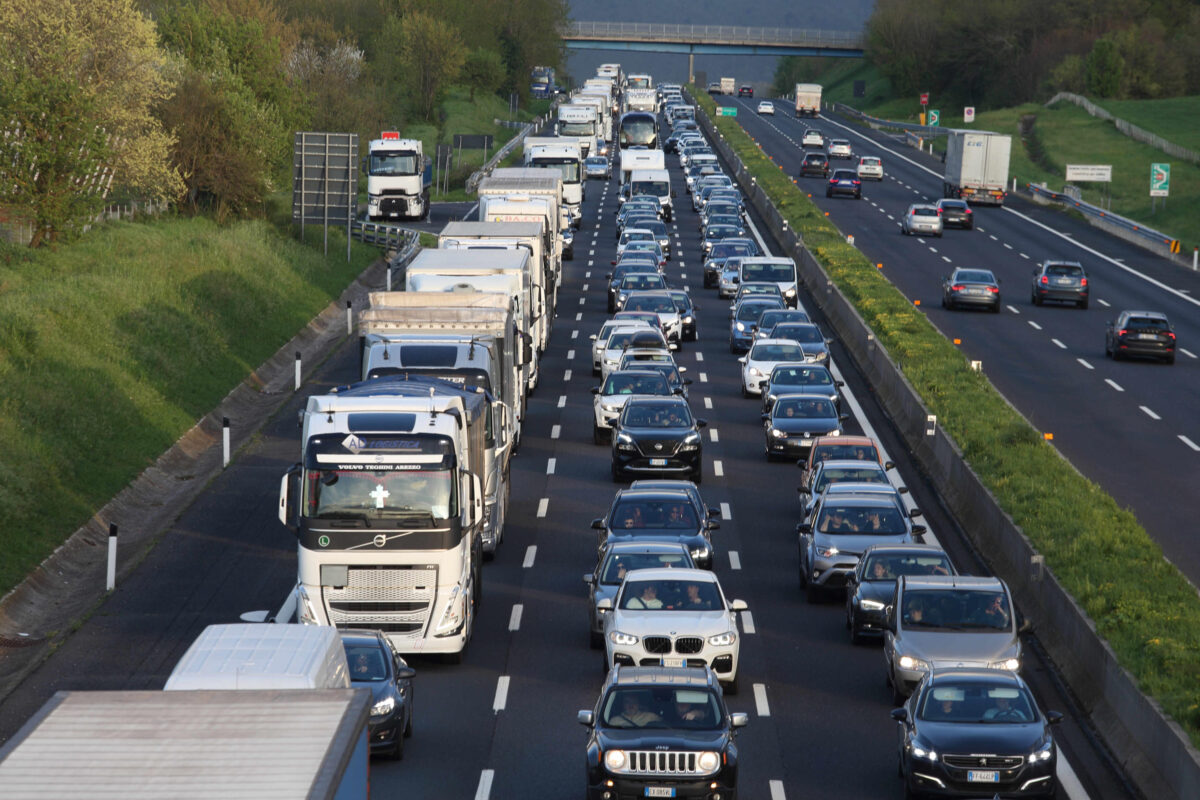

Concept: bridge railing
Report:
left=563, top=21, right=863, bottom=47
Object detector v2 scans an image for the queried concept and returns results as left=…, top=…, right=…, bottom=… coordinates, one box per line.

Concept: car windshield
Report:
left=611, top=499, right=698, bottom=530
left=956, top=271, right=995, bottom=283
left=624, top=403, right=692, bottom=428
left=608, top=330, right=656, bottom=350
left=918, top=683, right=1035, bottom=723
left=902, top=590, right=1013, bottom=631
left=602, top=688, right=722, bottom=730
left=773, top=367, right=831, bottom=386
left=736, top=303, right=775, bottom=322
left=813, top=443, right=878, bottom=462
left=750, top=344, right=805, bottom=362
left=622, top=275, right=666, bottom=291
left=625, top=295, right=676, bottom=313
left=601, top=551, right=691, bottom=584
left=1045, top=264, right=1082, bottom=277
left=711, top=242, right=754, bottom=259
left=813, top=466, right=886, bottom=492
left=815, top=504, right=906, bottom=535
left=862, top=553, right=952, bottom=581
left=773, top=324, right=821, bottom=343
left=587, top=157, right=607, bottom=166
left=706, top=225, right=738, bottom=238
left=774, top=397, right=836, bottom=419
left=343, top=645, right=388, bottom=681
left=604, top=374, right=669, bottom=395
left=620, top=579, right=722, bottom=611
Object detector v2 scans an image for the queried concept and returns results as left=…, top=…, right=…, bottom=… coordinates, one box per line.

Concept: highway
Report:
left=0, top=122, right=1136, bottom=798
left=727, top=95, right=1200, bottom=587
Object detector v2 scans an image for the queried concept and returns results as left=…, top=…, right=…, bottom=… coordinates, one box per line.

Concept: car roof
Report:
left=625, top=395, right=688, bottom=408
left=813, top=435, right=875, bottom=447
left=609, top=665, right=715, bottom=688
left=819, top=459, right=887, bottom=471
left=338, top=629, right=387, bottom=646
left=616, top=487, right=694, bottom=501
left=773, top=392, right=836, bottom=402
left=630, top=479, right=700, bottom=495
left=751, top=337, right=804, bottom=348
left=902, top=575, right=1005, bottom=591
left=927, top=668, right=1025, bottom=686
left=822, top=483, right=899, bottom=497
left=862, top=543, right=949, bottom=556
left=623, top=567, right=716, bottom=582
left=819, top=494, right=906, bottom=509
left=604, top=541, right=692, bottom=555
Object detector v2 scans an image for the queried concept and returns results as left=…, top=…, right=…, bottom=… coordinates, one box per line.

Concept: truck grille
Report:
left=943, top=754, right=1023, bottom=770
left=324, top=566, right=436, bottom=639
left=612, top=750, right=716, bottom=777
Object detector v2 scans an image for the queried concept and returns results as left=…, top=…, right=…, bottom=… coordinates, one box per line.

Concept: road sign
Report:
left=920, top=92, right=929, bottom=105
left=1150, top=163, right=1170, bottom=197
left=716, top=107, right=738, bottom=117
left=1066, top=164, right=1112, bottom=182
left=964, top=107, right=975, bottom=123
left=928, top=110, right=940, bottom=127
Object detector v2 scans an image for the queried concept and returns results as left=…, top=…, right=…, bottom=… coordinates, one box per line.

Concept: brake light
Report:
left=853, top=179, right=861, bottom=185
left=1080, top=278, right=1088, bottom=287
left=936, top=209, right=943, bottom=215
left=911, top=209, right=918, bottom=216
left=828, top=178, right=837, bottom=184
left=1167, top=331, right=1176, bottom=340
left=1040, top=276, right=1049, bottom=285
left=964, top=208, right=972, bottom=214
left=951, top=284, right=964, bottom=291
left=986, top=286, right=1000, bottom=293
left=1118, top=329, right=1127, bottom=336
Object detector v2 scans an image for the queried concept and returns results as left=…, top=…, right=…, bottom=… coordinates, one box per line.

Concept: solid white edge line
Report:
left=475, top=770, right=495, bottom=800
left=753, top=683, right=771, bottom=716
left=493, top=676, right=510, bottom=712
left=509, top=604, right=523, bottom=631
left=523, top=545, right=537, bottom=568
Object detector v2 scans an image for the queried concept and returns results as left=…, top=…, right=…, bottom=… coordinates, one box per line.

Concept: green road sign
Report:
left=1150, top=163, right=1170, bottom=197
left=716, top=107, right=738, bottom=117
left=928, top=109, right=940, bottom=127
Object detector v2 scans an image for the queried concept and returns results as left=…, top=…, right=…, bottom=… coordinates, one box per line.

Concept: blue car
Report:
left=729, top=298, right=785, bottom=354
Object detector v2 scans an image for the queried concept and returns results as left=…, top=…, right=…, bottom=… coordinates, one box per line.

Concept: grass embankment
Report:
left=691, top=86, right=1200, bottom=746
left=0, top=217, right=376, bottom=593
left=1090, top=95, right=1200, bottom=154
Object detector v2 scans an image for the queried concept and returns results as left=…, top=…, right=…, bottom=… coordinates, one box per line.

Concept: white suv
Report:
left=801, top=129, right=825, bottom=148
left=828, top=139, right=853, bottom=159
left=857, top=156, right=884, bottom=180
left=598, top=568, right=747, bottom=693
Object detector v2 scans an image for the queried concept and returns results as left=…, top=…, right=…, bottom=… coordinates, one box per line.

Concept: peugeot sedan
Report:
left=762, top=394, right=848, bottom=459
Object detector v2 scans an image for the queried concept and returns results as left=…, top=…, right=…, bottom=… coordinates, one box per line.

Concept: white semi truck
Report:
left=944, top=131, right=1012, bottom=206
left=625, top=87, right=657, bottom=113
left=477, top=173, right=566, bottom=315
left=522, top=138, right=584, bottom=227
left=364, top=132, right=432, bottom=221
left=794, top=83, right=822, bottom=118
left=576, top=89, right=614, bottom=141
left=280, top=379, right=489, bottom=659
left=556, top=104, right=599, bottom=156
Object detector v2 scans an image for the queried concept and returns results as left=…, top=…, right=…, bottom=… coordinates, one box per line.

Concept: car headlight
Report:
left=601, top=400, right=621, bottom=411
left=618, top=293, right=628, bottom=302
left=735, top=322, right=745, bottom=332
left=897, top=655, right=931, bottom=672
left=861, top=599, right=886, bottom=611
left=748, top=367, right=762, bottom=377
left=910, top=742, right=938, bottom=762
left=606, top=749, right=627, bottom=770
left=816, top=545, right=839, bottom=558
left=371, top=696, right=396, bottom=717
left=991, top=658, right=1021, bottom=671
left=609, top=630, right=640, bottom=646
left=682, top=315, right=694, bottom=324
left=690, top=545, right=710, bottom=561
left=769, top=427, right=787, bottom=439
left=785, top=288, right=797, bottom=298
left=696, top=751, right=720, bottom=772
left=1029, top=740, right=1054, bottom=763
left=708, top=630, right=737, bottom=647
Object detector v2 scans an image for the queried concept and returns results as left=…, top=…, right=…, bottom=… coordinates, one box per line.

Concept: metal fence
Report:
left=1045, top=92, right=1200, bottom=166
left=351, top=220, right=419, bottom=252
left=1026, top=183, right=1185, bottom=259
left=564, top=21, right=863, bottom=48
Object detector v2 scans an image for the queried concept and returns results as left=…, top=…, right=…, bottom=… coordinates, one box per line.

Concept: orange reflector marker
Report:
left=877, top=263, right=883, bottom=269
left=824, top=211, right=830, bottom=217
left=953, top=338, right=961, bottom=345
left=914, top=299, right=921, bottom=306
left=1044, top=432, right=1054, bottom=441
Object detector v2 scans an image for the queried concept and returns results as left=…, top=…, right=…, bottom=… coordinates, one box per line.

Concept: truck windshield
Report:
left=559, top=121, right=595, bottom=137
left=369, top=151, right=419, bottom=176
left=619, top=117, right=658, bottom=149
left=631, top=180, right=669, bottom=199
left=533, top=158, right=581, bottom=183
left=305, top=468, right=457, bottom=521
left=743, top=263, right=795, bottom=283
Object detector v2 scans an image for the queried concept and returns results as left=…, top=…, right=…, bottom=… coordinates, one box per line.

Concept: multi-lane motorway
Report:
left=0, top=118, right=1141, bottom=798
left=728, top=95, right=1200, bottom=587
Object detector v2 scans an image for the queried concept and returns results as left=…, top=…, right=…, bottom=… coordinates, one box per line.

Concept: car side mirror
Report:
left=1019, top=613, right=1033, bottom=634
left=590, top=334, right=598, bottom=341
left=1046, top=711, right=1064, bottom=725
left=683, top=379, right=694, bottom=386
left=583, top=574, right=594, bottom=585
left=884, top=461, right=895, bottom=471
left=578, top=710, right=595, bottom=726
left=708, top=506, right=722, bottom=519
left=729, top=599, right=748, bottom=612
left=796, top=522, right=812, bottom=534
left=696, top=419, right=708, bottom=428
left=908, top=507, right=923, bottom=518
left=839, top=414, right=850, bottom=421
left=597, top=598, right=613, bottom=610
left=912, top=524, right=927, bottom=536
left=835, top=381, right=844, bottom=388
left=591, top=387, right=600, bottom=394
left=671, top=189, right=678, bottom=198
left=738, top=357, right=747, bottom=364
left=885, top=606, right=896, bottom=631
left=706, top=520, right=720, bottom=531
left=605, top=273, right=613, bottom=280
left=898, top=487, right=909, bottom=494
left=591, top=518, right=605, bottom=530
left=730, top=712, right=750, bottom=728
left=395, top=666, right=417, bottom=680
left=890, top=708, right=908, bottom=722
left=761, top=413, right=770, bottom=422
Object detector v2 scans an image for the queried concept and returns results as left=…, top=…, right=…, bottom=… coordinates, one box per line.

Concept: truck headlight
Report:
left=707, top=631, right=737, bottom=647
left=434, top=584, right=466, bottom=635
left=606, top=749, right=627, bottom=770
left=609, top=630, right=639, bottom=646
left=371, top=696, right=396, bottom=717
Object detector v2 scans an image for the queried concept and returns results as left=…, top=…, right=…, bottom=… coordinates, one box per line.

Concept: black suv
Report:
left=594, top=485, right=718, bottom=568
left=578, top=665, right=748, bottom=800
left=799, top=152, right=830, bottom=178
left=737, top=85, right=754, bottom=97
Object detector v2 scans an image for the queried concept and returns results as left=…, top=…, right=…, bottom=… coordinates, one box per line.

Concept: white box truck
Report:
left=523, top=138, right=584, bottom=227
left=720, top=77, right=735, bottom=95
left=625, top=87, right=657, bottom=113
left=557, top=103, right=599, bottom=156
left=794, top=83, right=822, bottom=118
left=619, top=148, right=666, bottom=188
left=164, top=623, right=350, bottom=691
left=944, top=131, right=1012, bottom=206
left=365, top=132, right=433, bottom=221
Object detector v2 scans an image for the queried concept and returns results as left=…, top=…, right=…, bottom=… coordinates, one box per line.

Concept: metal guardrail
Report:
left=564, top=21, right=863, bottom=48
left=465, top=108, right=556, bottom=193
left=352, top=220, right=419, bottom=251
left=1026, top=183, right=1184, bottom=256
left=832, top=102, right=950, bottom=137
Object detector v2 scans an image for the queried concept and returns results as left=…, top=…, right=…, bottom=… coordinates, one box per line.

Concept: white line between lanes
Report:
left=567, top=349, right=575, bottom=359
left=551, top=425, right=561, bottom=439
left=720, top=502, right=732, bottom=519
left=575, top=312, right=582, bottom=321
left=714, top=460, right=724, bottom=477
left=710, top=429, right=719, bottom=442
left=546, top=458, right=556, bottom=475
left=509, top=604, right=523, bottom=631
left=571, top=330, right=579, bottom=339
left=475, top=770, right=494, bottom=800
left=1180, top=435, right=1200, bottom=452
left=741, top=610, right=755, bottom=633
left=695, top=352, right=705, bottom=361
left=1105, top=379, right=1124, bottom=392
left=493, top=676, right=510, bottom=713
left=729, top=550, right=741, bottom=570
left=1181, top=348, right=1197, bottom=359
left=536, top=498, right=549, bottom=517
left=1077, top=358, right=1094, bottom=370
left=557, top=395, right=567, bottom=408
left=1052, top=339, right=1067, bottom=349
left=1007, top=305, right=1021, bottom=315
left=753, top=683, right=770, bottom=717
left=769, top=780, right=786, bottom=800
left=699, top=372, right=708, bottom=382
left=704, top=397, right=713, bottom=409
left=523, top=546, right=537, bottom=568
left=1140, top=406, right=1160, bottom=420
left=564, top=369, right=572, bottom=381
left=1028, top=321, right=1042, bottom=331
left=1097, top=299, right=1111, bottom=307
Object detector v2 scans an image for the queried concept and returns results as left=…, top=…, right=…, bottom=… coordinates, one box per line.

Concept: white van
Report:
left=164, top=624, right=350, bottom=691
left=627, top=168, right=675, bottom=222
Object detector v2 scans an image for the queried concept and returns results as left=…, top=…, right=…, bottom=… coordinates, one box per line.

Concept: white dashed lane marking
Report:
left=753, top=684, right=771, bottom=717
left=536, top=498, right=549, bottom=517
left=509, top=604, right=523, bottom=631
left=523, top=546, right=537, bottom=568
left=1077, top=358, right=1094, bottom=370
left=493, top=676, right=510, bottom=712
left=1105, top=379, right=1124, bottom=392
left=720, top=502, right=732, bottom=519
left=1052, top=339, right=1066, bottom=349
left=1180, top=435, right=1200, bottom=452
left=1140, top=406, right=1160, bottom=420
left=1028, top=321, right=1042, bottom=331
left=729, top=550, right=741, bottom=570
left=714, top=460, right=724, bottom=477
left=546, top=458, right=556, bottom=475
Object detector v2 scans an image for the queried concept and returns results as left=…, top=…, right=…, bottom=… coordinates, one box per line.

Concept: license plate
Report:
left=968, top=770, right=1000, bottom=783
left=1056, top=279, right=1072, bottom=285
left=650, top=458, right=668, bottom=466
left=968, top=288, right=984, bottom=295
left=1138, top=333, right=1159, bottom=340
left=662, top=656, right=685, bottom=667
left=645, top=789, right=676, bottom=798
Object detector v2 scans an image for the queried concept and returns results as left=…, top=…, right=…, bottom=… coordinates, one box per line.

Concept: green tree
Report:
left=463, top=48, right=506, bottom=101
left=0, top=0, right=182, bottom=247
left=1086, top=38, right=1124, bottom=97
left=380, top=10, right=466, bottom=121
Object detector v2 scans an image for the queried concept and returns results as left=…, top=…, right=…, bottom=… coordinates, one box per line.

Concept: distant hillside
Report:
left=564, top=0, right=874, bottom=88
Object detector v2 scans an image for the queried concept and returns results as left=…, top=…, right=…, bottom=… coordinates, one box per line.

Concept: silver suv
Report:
left=883, top=575, right=1022, bottom=704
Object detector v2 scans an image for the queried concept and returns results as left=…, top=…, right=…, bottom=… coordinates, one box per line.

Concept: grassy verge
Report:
left=1088, top=96, right=1200, bottom=154
left=0, top=216, right=376, bottom=592
left=692, top=86, right=1200, bottom=747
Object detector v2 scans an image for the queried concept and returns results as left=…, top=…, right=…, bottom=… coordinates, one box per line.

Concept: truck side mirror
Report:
left=279, top=464, right=302, bottom=531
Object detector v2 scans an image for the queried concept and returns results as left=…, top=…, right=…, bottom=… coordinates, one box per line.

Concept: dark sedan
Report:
left=761, top=394, right=848, bottom=460
left=612, top=397, right=706, bottom=483
left=800, top=152, right=830, bottom=178
left=936, top=198, right=974, bottom=229
left=1031, top=260, right=1088, bottom=308
left=340, top=629, right=416, bottom=759
left=892, top=669, right=1061, bottom=798
left=593, top=486, right=718, bottom=567
left=826, top=169, right=862, bottom=199
left=607, top=262, right=660, bottom=312
left=845, top=544, right=955, bottom=643
left=941, top=268, right=1001, bottom=312
left=770, top=322, right=831, bottom=365
left=762, top=363, right=843, bottom=413
left=1105, top=310, right=1176, bottom=363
